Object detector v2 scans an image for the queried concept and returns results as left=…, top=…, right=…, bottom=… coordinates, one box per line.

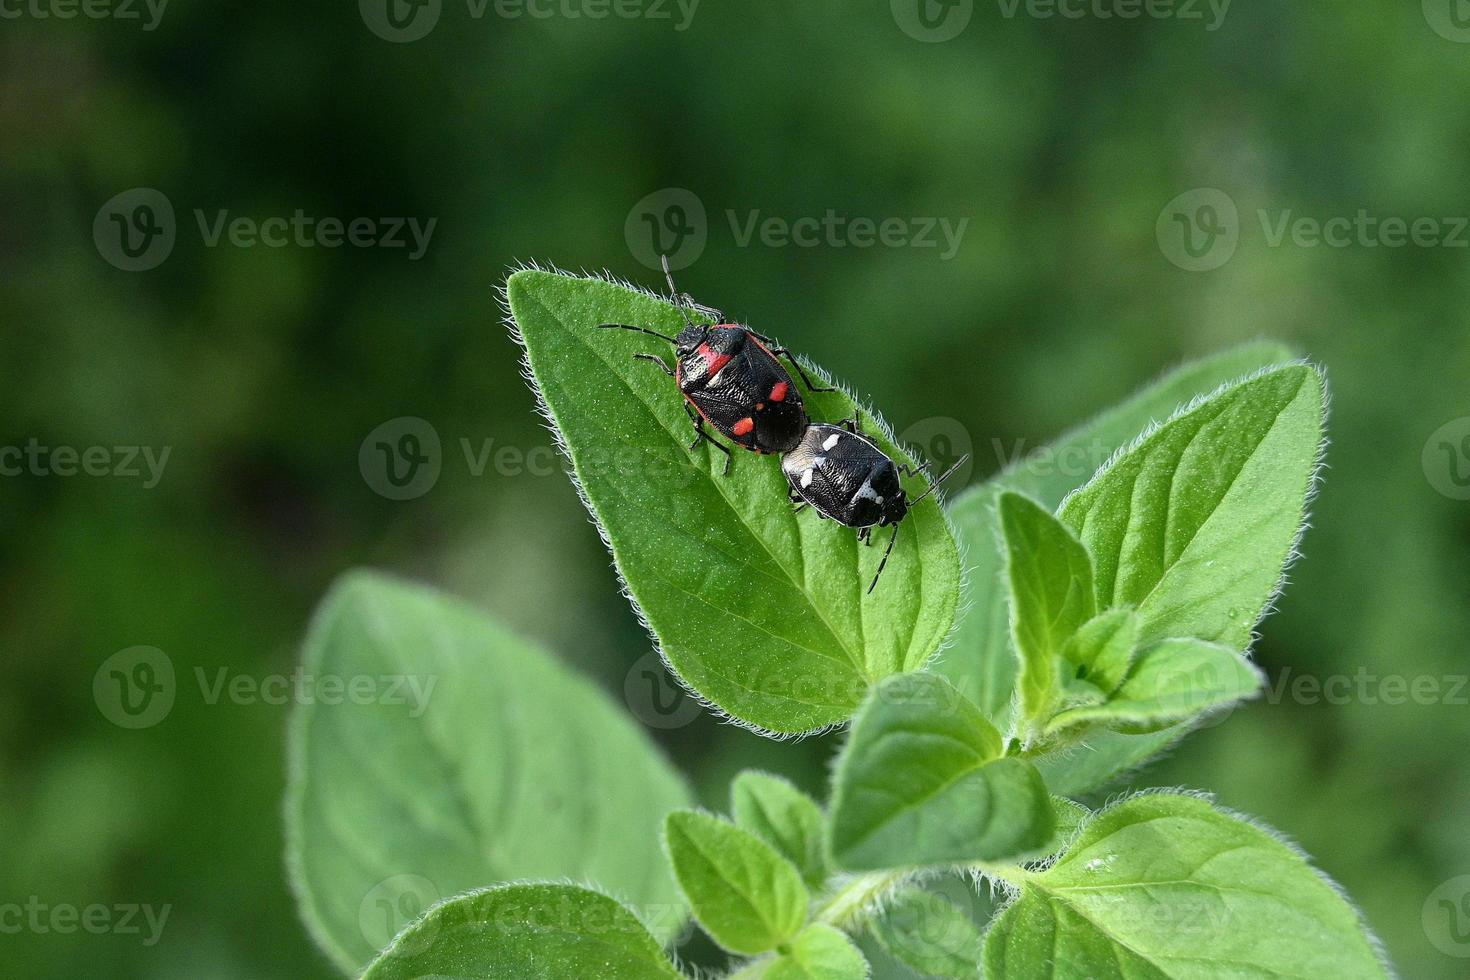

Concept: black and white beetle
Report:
left=783, top=416, right=968, bottom=593
left=598, top=258, right=834, bottom=473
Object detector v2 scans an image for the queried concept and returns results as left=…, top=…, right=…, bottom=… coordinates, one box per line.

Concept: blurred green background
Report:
left=4, top=1, right=1469, bottom=976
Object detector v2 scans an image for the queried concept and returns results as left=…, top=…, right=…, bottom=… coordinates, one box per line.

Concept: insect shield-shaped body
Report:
left=599, top=259, right=833, bottom=473
left=783, top=420, right=967, bottom=593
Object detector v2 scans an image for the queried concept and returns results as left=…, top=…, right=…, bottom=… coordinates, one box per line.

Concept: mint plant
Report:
left=284, top=267, right=1393, bottom=978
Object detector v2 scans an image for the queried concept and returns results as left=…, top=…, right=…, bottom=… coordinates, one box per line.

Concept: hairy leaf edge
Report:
left=978, top=787, right=1397, bottom=979
left=498, top=260, right=967, bottom=738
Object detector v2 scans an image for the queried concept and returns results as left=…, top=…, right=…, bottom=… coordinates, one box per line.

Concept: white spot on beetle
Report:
left=800, top=468, right=814, bottom=488
left=822, top=432, right=841, bottom=451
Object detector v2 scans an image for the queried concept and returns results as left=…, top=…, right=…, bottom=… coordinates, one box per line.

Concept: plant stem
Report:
left=813, top=870, right=910, bottom=931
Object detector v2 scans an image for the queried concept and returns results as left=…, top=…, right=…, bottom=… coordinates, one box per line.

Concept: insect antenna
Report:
left=596, top=323, right=678, bottom=344
left=661, top=254, right=699, bottom=331
left=908, top=454, right=970, bottom=507
left=868, top=524, right=900, bottom=594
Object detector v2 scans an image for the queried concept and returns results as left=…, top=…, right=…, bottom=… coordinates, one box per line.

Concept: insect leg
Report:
left=685, top=408, right=733, bottom=476
left=633, top=352, right=676, bottom=377
left=771, top=348, right=838, bottom=393
left=868, top=524, right=900, bottom=594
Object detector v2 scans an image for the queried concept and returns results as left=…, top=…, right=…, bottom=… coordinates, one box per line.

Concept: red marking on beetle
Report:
left=769, top=381, right=789, bottom=402
left=695, top=343, right=733, bottom=378
left=732, top=417, right=755, bottom=437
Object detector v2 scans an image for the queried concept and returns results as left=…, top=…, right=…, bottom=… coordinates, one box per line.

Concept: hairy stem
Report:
left=813, top=870, right=911, bottom=931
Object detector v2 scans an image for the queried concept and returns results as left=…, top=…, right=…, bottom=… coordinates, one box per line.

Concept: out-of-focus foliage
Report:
left=1, top=2, right=1467, bottom=977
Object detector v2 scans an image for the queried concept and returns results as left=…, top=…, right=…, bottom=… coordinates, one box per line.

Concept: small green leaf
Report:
left=997, top=492, right=1096, bottom=729
left=829, top=673, right=1054, bottom=871
left=982, top=793, right=1391, bottom=979
left=1032, top=730, right=1181, bottom=798
left=1046, top=638, right=1265, bottom=736
left=938, top=342, right=1295, bottom=726
left=732, top=771, right=829, bottom=889
left=664, top=810, right=810, bottom=955
left=359, top=883, right=683, bottom=980
left=1032, top=797, right=1093, bottom=862
left=507, top=268, right=961, bottom=735
left=1059, top=607, right=1138, bottom=697
left=870, top=888, right=984, bottom=978
left=285, top=572, right=690, bottom=973
left=765, top=924, right=871, bottom=980
left=1058, top=364, right=1325, bottom=649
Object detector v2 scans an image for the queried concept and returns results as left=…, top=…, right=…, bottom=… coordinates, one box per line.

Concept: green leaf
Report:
left=1059, top=608, right=1138, bottom=697
left=870, top=888, right=984, bottom=978
left=732, top=771, right=829, bottom=889
left=359, top=883, right=683, bottom=980
left=765, top=924, right=871, bottom=980
left=982, top=793, right=1391, bottom=979
left=1058, top=364, right=1325, bottom=649
left=1032, top=797, right=1093, bottom=863
left=664, top=810, right=810, bottom=955
left=1032, top=730, right=1182, bottom=798
left=828, top=673, right=1054, bottom=871
left=937, top=341, right=1294, bottom=728
left=506, top=268, right=961, bottom=735
left=1046, top=638, right=1264, bottom=736
left=285, top=571, right=690, bottom=973
left=997, top=492, right=1096, bottom=729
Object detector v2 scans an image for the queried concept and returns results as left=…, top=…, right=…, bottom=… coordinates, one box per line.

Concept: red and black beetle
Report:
left=783, top=416, right=968, bottom=592
left=598, top=259, right=834, bottom=473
